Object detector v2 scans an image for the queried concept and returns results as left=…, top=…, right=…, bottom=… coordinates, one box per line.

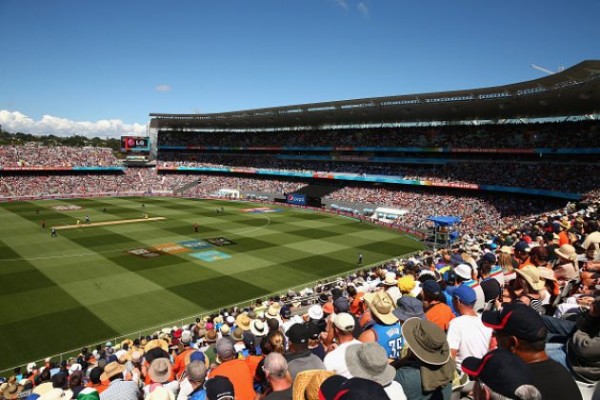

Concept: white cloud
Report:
left=357, top=2, right=368, bottom=16
left=333, top=0, right=349, bottom=10
left=155, top=84, right=172, bottom=92
left=0, top=110, right=146, bottom=139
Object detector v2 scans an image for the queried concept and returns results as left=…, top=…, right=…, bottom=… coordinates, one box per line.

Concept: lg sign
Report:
left=287, top=194, right=306, bottom=205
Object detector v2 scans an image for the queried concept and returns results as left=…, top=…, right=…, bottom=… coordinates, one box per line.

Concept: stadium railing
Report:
left=0, top=252, right=419, bottom=377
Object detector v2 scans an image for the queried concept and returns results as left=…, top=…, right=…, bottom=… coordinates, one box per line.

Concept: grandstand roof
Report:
left=150, top=60, right=600, bottom=130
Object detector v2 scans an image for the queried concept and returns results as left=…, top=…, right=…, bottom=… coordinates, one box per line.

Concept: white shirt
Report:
left=385, top=286, right=402, bottom=305
left=323, top=339, right=361, bottom=378
left=384, top=381, right=407, bottom=400
left=447, top=315, right=492, bottom=368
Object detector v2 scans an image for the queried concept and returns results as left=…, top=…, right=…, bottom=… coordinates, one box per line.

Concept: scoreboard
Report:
left=120, top=136, right=150, bottom=153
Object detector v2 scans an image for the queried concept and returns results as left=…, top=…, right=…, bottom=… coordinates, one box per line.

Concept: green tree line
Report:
left=0, top=124, right=121, bottom=153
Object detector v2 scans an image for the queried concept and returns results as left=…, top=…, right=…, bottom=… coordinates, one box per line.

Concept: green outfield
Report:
left=0, top=197, right=424, bottom=371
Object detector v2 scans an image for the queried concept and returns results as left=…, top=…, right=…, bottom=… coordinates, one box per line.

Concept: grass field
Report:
left=0, top=196, right=424, bottom=371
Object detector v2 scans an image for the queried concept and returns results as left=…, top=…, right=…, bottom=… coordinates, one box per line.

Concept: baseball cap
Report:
left=421, top=280, right=441, bottom=296
left=331, top=377, right=389, bottom=400
left=482, top=252, right=496, bottom=264
left=286, top=323, right=308, bottom=345
left=462, top=349, right=537, bottom=399
left=205, top=376, right=234, bottom=400
left=280, top=305, right=292, bottom=319
left=482, top=303, right=547, bottom=342
left=514, top=241, right=530, bottom=253
left=333, top=313, right=355, bottom=332
left=452, top=285, right=477, bottom=305
left=333, top=297, right=350, bottom=313
left=189, top=351, right=206, bottom=364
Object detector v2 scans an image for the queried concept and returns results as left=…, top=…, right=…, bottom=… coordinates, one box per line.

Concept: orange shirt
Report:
left=86, top=381, right=110, bottom=394
left=173, top=347, right=195, bottom=379
left=245, top=354, right=263, bottom=379
left=559, top=230, right=569, bottom=246
left=518, top=257, right=532, bottom=270
left=425, top=302, right=455, bottom=332
left=350, top=292, right=365, bottom=317
left=209, top=359, right=255, bottom=400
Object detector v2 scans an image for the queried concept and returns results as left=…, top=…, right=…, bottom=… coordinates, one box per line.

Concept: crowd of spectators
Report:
left=327, top=186, right=567, bottom=233
left=0, top=145, right=120, bottom=168
left=157, top=120, right=600, bottom=149
left=2, top=202, right=599, bottom=400
left=157, top=153, right=600, bottom=195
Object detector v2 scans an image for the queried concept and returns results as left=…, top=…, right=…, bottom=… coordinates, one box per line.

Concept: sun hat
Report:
left=461, top=348, right=537, bottom=399
left=363, top=291, right=398, bottom=325
left=266, top=303, right=281, bottom=319
left=292, top=370, right=335, bottom=400
left=180, top=330, right=192, bottom=344
left=393, top=295, right=426, bottom=321
left=555, top=244, right=577, bottom=261
left=402, top=318, right=450, bottom=365
left=333, top=313, right=355, bottom=332
left=148, top=357, right=172, bottom=384
left=38, top=389, right=73, bottom=400
left=146, top=386, right=175, bottom=400
left=26, top=362, right=37, bottom=373
left=537, top=267, right=556, bottom=281
left=68, top=363, right=82, bottom=375
left=205, top=329, right=218, bottom=343
left=76, top=388, right=100, bottom=400
left=220, top=324, right=230, bottom=336
left=231, top=327, right=244, bottom=342
left=235, top=314, right=252, bottom=331
left=2, top=381, right=23, bottom=400
left=454, top=264, right=472, bottom=280
left=250, top=319, right=267, bottom=336
left=382, top=272, right=398, bottom=286
left=99, top=361, right=125, bottom=381
left=499, top=246, right=512, bottom=254
left=344, top=342, right=396, bottom=386
left=515, top=265, right=545, bottom=291
left=308, top=304, right=323, bottom=320
left=144, top=339, right=169, bottom=353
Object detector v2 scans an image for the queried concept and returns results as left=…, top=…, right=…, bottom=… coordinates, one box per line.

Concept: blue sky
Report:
left=0, top=0, right=598, bottom=137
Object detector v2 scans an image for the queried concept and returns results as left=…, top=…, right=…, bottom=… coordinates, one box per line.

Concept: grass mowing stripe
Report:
left=0, top=306, right=119, bottom=369
left=0, top=197, right=425, bottom=371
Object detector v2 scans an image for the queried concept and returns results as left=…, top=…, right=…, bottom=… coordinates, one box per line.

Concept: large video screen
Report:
left=120, top=136, right=150, bottom=153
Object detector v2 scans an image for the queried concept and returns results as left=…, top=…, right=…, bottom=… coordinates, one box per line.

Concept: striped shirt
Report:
left=99, top=379, right=140, bottom=400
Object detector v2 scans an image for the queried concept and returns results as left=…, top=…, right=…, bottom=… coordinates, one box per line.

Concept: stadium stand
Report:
left=1, top=61, right=600, bottom=399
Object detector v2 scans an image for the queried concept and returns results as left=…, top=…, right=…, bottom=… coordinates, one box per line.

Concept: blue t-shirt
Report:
left=372, top=322, right=403, bottom=359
